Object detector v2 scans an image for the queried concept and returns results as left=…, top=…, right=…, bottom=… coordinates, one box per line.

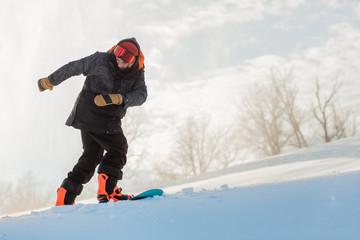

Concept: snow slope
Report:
left=163, top=136, right=360, bottom=193
left=1, top=137, right=360, bottom=240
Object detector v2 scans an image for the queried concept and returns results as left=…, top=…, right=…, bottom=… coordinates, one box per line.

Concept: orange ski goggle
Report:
left=113, top=45, right=136, bottom=64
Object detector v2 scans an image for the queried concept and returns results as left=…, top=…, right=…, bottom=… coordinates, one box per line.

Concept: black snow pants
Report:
left=60, top=129, right=128, bottom=197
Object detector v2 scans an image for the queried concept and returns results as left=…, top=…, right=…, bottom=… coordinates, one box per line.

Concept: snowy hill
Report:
left=1, top=137, right=360, bottom=240
left=163, top=136, right=360, bottom=193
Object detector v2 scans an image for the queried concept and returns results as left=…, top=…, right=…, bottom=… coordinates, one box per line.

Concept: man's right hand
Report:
left=38, top=77, right=54, bottom=92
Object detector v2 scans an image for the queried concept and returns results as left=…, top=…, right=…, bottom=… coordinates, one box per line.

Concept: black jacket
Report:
left=48, top=38, right=147, bottom=134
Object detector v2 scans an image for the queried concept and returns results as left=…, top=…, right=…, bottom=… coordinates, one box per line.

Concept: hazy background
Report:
left=1, top=0, right=359, bottom=186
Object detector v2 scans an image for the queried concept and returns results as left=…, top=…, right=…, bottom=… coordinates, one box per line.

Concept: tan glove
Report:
left=94, top=94, right=123, bottom=106
left=38, top=77, right=54, bottom=92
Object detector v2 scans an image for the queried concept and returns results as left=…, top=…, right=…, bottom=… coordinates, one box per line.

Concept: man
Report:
left=38, top=37, right=147, bottom=205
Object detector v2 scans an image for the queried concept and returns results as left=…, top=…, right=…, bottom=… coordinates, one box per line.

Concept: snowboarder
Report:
left=38, top=37, right=147, bottom=205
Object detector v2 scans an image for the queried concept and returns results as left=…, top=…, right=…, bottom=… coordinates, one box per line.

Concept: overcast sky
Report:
left=0, top=0, right=359, bottom=184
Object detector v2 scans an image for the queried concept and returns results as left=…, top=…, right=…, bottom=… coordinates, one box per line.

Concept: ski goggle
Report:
left=113, top=45, right=136, bottom=63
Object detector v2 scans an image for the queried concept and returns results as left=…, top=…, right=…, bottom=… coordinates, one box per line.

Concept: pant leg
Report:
left=62, top=128, right=127, bottom=200
left=66, top=130, right=104, bottom=186
left=89, top=130, right=128, bottom=180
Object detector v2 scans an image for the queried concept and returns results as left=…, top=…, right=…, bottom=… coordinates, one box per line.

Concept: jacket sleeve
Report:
left=47, top=52, right=101, bottom=86
left=123, top=69, right=147, bottom=108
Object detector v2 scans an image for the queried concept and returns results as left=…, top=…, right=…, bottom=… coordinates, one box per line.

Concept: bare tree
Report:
left=0, top=171, right=54, bottom=215
left=122, top=109, right=149, bottom=147
left=271, top=68, right=308, bottom=148
left=312, top=77, right=357, bottom=142
left=0, top=181, right=12, bottom=215
left=153, top=159, right=183, bottom=183
left=121, top=109, right=149, bottom=180
left=312, top=78, right=341, bottom=142
left=155, top=114, right=239, bottom=182
left=331, top=107, right=358, bottom=139
left=239, top=76, right=289, bottom=156
left=14, top=171, right=53, bottom=212
left=219, top=127, right=242, bottom=168
left=332, top=106, right=347, bottom=139
left=173, top=115, right=221, bottom=177
left=238, top=67, right=310, bottom=157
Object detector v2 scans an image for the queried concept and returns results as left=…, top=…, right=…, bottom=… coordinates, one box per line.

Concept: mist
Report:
left=1, top=0, right=360, bottom=187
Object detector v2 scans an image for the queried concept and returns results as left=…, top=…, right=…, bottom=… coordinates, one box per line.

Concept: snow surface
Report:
left=1, top=137, right=360, bottom=240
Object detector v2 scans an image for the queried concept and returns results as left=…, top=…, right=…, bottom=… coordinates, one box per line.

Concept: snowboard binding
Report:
left=97, top=173, right=133, bottom=203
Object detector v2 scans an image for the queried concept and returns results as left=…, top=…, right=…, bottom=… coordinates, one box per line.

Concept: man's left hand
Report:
left=94, top=94, right=123, bottom=106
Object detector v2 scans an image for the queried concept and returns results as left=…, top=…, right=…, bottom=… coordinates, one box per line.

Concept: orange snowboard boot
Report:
left=55, top=187, right=76, bottom=206
left=97, top=173, right=132, bottom=203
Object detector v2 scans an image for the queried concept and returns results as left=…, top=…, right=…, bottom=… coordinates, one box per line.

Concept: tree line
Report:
left=155, top=67, right=358, bottom=182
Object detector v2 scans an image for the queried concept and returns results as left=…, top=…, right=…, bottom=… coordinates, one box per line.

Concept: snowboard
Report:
left=130, top=189, right=163, bottom=200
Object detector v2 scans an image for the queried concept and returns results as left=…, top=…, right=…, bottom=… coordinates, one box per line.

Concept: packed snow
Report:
left=1, top=137, right=360, bottom=240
